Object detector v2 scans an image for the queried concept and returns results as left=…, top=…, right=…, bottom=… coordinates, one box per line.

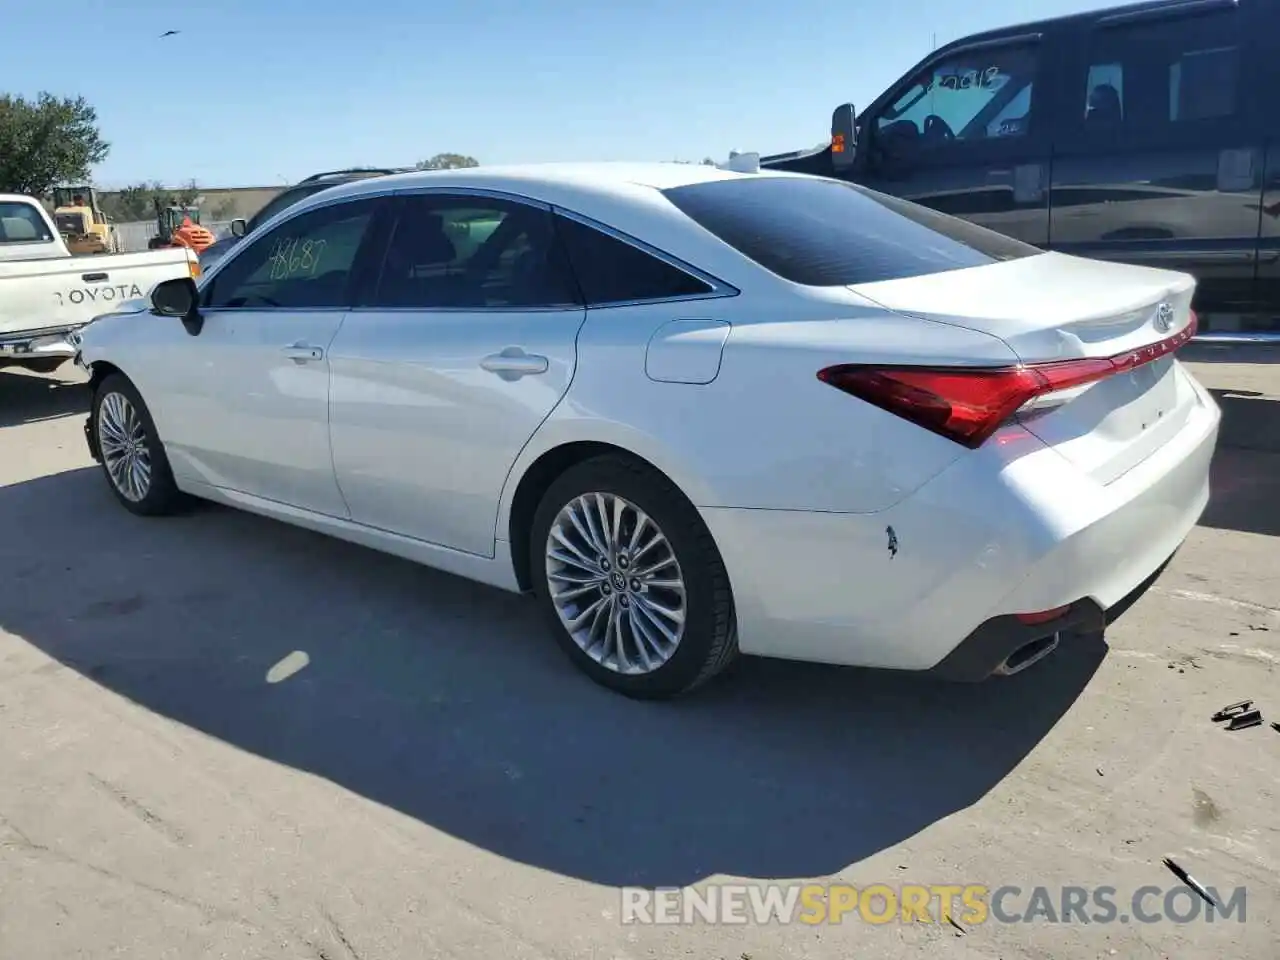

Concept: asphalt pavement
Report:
left=1, top=358, right=1277, bottom=959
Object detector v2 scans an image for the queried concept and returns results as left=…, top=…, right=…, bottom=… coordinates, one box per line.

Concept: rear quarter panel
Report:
left=503, top=290, right=1024, bottom=521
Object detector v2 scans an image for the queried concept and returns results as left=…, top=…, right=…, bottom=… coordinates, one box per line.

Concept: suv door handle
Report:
left=282, top=343, right=324, bottom=363
left=480, top=347, right=549, bottom=380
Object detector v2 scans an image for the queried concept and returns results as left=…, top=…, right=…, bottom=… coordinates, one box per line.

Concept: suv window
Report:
left=1082, top=11, right=1240, bottom=131
left=875, top=43, right=1038, bottom=151
left=663, top=176, right=1040, bottom=287
left=0, top=201, right=54, bottom=243
left=552, top=214, right=713, bottom=305
left=203, top=198, right=379, bottom=309
left=368, top=195, right=580, bottom=309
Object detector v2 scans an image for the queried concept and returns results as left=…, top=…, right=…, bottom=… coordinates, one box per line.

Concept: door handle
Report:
left=282, top=343, right=324, bottom=363
left=82, top=272, right=108, bottom=282
left=480, top=347, right=549, bottom=380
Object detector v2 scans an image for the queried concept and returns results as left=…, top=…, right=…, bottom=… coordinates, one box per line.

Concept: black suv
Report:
left=199, top=167, right=412, bottom=269
left=761, top=0, right=1280, bottom=338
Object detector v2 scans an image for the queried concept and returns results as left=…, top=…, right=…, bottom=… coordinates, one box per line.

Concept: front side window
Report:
left=203, top=198, right=379, bottom=309
left=875, top=44, right=1038, bottom=151
left=1082, top=11, right=1240, bottom=133
left=367, top=194, right=580, bottom=309
left=663, top=175, right=1040, bottom=288
left=0, top=201, right=55, bottom=244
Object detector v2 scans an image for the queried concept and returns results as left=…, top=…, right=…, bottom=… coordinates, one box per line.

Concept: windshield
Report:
left=662, top=175, right=1041, bottom=287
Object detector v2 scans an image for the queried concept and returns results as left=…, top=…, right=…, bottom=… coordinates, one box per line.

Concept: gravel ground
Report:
left=0, top=360, right=1276, bottom=960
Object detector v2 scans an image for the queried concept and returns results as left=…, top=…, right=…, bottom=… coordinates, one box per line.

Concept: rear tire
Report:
left=91, top=373, right=187, bottom=516
left=530, top=455, right=738, bottom=699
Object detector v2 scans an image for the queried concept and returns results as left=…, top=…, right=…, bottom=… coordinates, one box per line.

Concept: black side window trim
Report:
left=550, top=205, right=739, bottom=307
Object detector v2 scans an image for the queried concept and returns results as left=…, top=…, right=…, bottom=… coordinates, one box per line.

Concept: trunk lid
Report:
left=850, top=252, right=1202, bottom=485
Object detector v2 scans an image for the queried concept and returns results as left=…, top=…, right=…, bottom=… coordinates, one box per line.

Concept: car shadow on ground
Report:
left=0, top=466, right=1106, bottom=889
left=1209, top=387, right=1280, bottom=455
left=0, top=370, right=89, bottom=428
left=1202, top=441, right=1280, bottom=537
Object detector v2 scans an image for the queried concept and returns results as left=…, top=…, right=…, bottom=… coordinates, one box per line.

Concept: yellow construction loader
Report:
left=51, top=186, right=118, bottom=255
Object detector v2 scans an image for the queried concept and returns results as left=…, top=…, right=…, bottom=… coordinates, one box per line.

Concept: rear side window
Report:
left=663, top=176, right=1040, bottom=287
left=368, top=194, right=580, bottom=309
left=552, top=214, right=713, bottom=305
left=1082, top=9, right=1241, bottom=131
left=0, top=201, right=55, bottom=244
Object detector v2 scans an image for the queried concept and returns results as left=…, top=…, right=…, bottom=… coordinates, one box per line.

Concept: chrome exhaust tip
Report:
left=993, top=632, right=1060, bottom=677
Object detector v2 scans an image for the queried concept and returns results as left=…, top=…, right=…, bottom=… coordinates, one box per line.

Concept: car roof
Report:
left=934, top=0, right=1236, bottom=52
left=247, top=161, right=800, bottom=297
left=298, top=160, right=783, bottom=228
left=326, top=160, right=751, bottom=197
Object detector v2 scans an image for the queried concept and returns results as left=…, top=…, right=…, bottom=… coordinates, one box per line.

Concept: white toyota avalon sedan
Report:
left=74, top=162, right=1219, bottom=699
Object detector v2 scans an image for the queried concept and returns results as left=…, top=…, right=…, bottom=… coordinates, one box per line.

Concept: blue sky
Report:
left=7, top=0, right=1115, bottom=188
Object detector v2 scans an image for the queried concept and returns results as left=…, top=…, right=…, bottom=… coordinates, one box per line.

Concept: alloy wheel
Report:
left=544, top=492, right=687, bottom=674
left=98, top=391, right=152, bottom=502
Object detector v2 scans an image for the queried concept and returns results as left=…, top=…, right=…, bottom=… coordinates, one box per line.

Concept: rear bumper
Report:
left=700, top=377, right=1220, bottom=674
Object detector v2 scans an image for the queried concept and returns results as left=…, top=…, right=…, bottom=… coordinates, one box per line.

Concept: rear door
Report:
left=857, top=29, right=1060, bottom=246
left=328, top=191, right=586, bottom=557
left=1048, top=0, right=1263, bottom=327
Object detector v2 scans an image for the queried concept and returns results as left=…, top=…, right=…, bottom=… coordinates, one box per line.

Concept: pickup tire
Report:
left=91, top=373, right=187, bottom=516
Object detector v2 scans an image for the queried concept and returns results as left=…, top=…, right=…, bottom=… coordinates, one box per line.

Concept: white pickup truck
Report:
left=0, top=193, right=201, bottom=375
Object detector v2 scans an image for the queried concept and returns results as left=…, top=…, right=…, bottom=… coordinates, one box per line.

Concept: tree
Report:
left=416, top=153, right=479, bottom=171
left=0, top=92, right=109, bottom=197
left=100, top=179, right=203, bottom=223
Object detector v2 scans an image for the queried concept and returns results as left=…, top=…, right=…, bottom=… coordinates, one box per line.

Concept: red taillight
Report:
left=1015, top=605, right=1071, bottom=625
left=817, top=309, right=1198, bottom=449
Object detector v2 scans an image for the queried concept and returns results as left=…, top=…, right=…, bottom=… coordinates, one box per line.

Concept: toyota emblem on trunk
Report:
left=1155, top=302, right=1174, bottom=332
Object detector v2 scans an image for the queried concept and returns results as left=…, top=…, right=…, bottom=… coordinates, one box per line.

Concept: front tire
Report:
left=530, top=455, right=738, bottom=699
left=92, top=373, right=187, bottom=516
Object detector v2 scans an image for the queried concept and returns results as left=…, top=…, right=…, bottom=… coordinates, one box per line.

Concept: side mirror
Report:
left=831, top=103, right=858, bottom=174
left=150, top=277, right=203, bottom=335
left=230, top=218, right=247, bottom=237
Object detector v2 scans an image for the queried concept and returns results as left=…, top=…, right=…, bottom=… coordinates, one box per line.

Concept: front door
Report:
left=328, top=192, right=586, bottom=556
left=160, top=196, right=386, bottom=516
left=858, top=33, right=1056, bottom=247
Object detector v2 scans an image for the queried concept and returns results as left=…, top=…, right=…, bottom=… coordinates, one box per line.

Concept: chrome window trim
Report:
left=197, top=182, right=741, bottom=315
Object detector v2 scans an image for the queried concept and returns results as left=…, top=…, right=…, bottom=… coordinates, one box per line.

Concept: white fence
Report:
left=113, top=219, right=235, bottom=253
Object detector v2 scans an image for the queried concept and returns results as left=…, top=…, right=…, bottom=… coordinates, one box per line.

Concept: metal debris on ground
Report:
left=1226, top=710, right=1263, bottom=731
left=1161, top=858, right=1218, bottom=909
left=1210, top=700, right=1254, bottom=723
